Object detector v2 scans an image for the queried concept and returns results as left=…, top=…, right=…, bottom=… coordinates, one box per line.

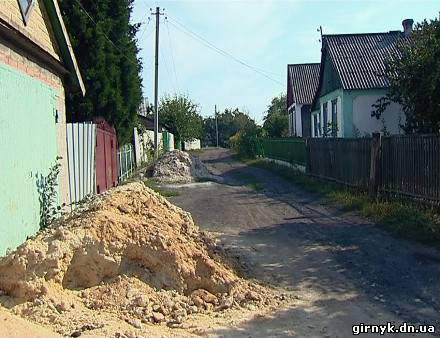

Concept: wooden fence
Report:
left=307, top=137, right=371, bottom=189
left=305, top=134, right=440, bottom=204
left=258, top=138, right=307, bottom=166
left=380, top=135, right=440, bottom=202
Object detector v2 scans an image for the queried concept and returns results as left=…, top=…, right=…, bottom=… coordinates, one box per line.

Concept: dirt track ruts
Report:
left=170, top=148, right=440, bottom=337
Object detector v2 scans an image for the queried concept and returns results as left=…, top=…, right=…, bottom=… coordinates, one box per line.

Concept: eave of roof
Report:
left=43, top=0, right=85, bottom=96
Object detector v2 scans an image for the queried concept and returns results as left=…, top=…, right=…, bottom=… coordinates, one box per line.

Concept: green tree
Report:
left=59, top=0, right=142, bottom=143
left=373, top=17, right=440, bottom=133
left=263, top=94, right=288, bottom=137
left=203, top=108, right=257, bottom=147
left=159, top=94, right=203, bottom=146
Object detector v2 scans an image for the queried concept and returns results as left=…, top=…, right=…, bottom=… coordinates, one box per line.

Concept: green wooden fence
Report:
left=257, top=138, right=307, bottom=166
left=256, top=135, right=440, bottom=204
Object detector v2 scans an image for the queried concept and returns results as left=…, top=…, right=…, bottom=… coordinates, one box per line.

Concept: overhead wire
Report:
left=166, top=15, right=283, bottom=86
left=160, top=41, right=177, bottom=95
left=72, top=0, right=140, bottom=67
left=165, top=18, right=181, bottom=94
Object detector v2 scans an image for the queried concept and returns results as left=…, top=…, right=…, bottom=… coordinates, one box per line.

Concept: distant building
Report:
left=287, top=63, right=320, bottom=138
left=310, top=20, right=414, bottom=138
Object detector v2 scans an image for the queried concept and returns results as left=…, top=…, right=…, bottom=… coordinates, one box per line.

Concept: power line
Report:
left=160, top=43, right=177, bottom=94
left=72, top=0, right=140, bottom=67
left=137, top=17, right=152, bottom=41
left=166, top=15, right=283, bottom=86
left=165, top=19, right=180, bottom=93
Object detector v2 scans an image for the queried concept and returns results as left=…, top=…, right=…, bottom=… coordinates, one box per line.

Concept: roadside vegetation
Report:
left=246, top=159, right=440, bottom=246
left=143, top=179, right=180, bottom=198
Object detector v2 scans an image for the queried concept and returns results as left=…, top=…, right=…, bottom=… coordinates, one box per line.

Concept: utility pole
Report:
left=215, top=105, right=219, bottom=148
left=151, top=7, right=164, bottom=159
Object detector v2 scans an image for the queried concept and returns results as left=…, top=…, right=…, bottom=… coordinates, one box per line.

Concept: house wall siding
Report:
left=352, top=92, right=404, bottom=136
left=319, top=52, right=341, bottom=99
left=0, top=0, right=61, bottom=61
left=0, top=62, right=58, bottom=255
left=0, top=38, right=69, bottom=208
left=0, top=0, right=72, bottom=208
left=343, top=89, right=404, bottom=137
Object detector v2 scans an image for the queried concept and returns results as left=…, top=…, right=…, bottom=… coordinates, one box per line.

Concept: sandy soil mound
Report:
left=153, top=150, right=213, bottom=183
left=0, top=183, right=287, bottom=337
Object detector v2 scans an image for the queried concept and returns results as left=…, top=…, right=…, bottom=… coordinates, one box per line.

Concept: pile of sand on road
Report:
left=0, top=182, right=288, bottom=337
left=152, top=150, right=214, bottom=183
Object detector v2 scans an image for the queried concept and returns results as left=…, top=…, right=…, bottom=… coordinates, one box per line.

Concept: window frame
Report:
left=313, top=114, right=318, bottom=137
left=323, top=102, right=328, bottom=136
left=18, top=0, right=35, bottom=25
left=331, top=99, right=338, bottom=137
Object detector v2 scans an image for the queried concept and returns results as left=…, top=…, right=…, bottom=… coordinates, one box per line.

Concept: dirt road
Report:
left=170, top=148, right=440, bottom=337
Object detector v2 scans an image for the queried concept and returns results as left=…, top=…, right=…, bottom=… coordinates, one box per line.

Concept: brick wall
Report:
left=0, top=0, right=61, bottom=61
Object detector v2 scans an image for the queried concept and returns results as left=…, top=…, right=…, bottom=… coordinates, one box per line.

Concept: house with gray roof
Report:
left=310, top=19, right=414, bottom=138
left=287, top=63, right=320, bottom=138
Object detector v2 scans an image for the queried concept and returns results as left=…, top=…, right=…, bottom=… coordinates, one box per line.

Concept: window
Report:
left=18, top=0, right=34, bottom=24
left=313, top=114, right=318, bottom=137
left=332, top=99, right=338, bottom=137
left=292, top=106, right=296, bottom=136
left=323, top=102, right=328, bottom=136
left=317, top=113, right=321, bottom=137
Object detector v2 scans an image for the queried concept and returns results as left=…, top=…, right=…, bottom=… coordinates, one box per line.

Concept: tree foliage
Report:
left=373, top=18, right=440, bottom=133
left=203, top=108, right=257, bottom=147
left=159, top=94, right=203, bottom=144
left=59, top=0, right=142, bottom=143
left=263, top=94, right=288, bottom=137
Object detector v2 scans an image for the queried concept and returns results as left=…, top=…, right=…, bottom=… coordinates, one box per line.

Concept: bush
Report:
left=230, top=131, right=260, bottom=158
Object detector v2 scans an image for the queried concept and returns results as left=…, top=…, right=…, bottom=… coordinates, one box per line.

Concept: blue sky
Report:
left=132, top=0, right=439, bottom=124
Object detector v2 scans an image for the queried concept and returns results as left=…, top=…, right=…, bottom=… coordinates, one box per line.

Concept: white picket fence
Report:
left=117, top=143, right=136, bottom=182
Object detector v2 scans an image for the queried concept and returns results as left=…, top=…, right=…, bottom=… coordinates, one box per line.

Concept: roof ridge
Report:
left=323, top=31, right=401, bottom=37
left=288, top=62, right=320, bottom=66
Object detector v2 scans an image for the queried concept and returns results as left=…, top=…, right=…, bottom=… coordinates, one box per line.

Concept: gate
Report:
left=95, top=117, right=117, bottom=194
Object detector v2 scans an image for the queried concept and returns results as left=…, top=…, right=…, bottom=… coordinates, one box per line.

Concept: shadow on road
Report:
left=171, top=148, right=440, bottom=337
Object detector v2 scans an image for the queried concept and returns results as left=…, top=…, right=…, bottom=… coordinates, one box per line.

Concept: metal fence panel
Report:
left=66, top=123, right=96, bottom=207
left=118, top=144, right=136, bottom=182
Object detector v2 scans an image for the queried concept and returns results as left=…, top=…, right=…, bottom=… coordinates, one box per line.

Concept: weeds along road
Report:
left=170, top=148, right=440, bottom=338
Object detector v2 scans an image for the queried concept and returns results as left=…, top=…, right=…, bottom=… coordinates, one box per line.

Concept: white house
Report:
left=287, top=63, right=320, bottom=138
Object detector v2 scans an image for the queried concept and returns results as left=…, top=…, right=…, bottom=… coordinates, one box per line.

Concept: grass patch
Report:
left=249, top=159, right=440, bottom=246
left=143, top=179, right=180, bottom=198
left=246, top=182, right=264, bottom=191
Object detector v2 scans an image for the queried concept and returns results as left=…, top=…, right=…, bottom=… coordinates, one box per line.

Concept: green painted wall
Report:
left=0, top=63, right=58, bottom=255
left=312, top=88, right=391, bottom=137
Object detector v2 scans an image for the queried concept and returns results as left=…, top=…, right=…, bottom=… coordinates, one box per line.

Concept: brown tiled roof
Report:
left=288, top=63, right=320, bottom=105
left=323, top=32, right=403, bottom=90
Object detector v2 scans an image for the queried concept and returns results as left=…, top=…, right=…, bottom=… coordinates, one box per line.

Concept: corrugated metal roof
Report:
left=288, top=63, right=320, bottom=104
left=324, top=32, right=402, bottom=90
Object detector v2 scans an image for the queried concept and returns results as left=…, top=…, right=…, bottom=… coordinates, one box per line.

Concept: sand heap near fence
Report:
left=153, top=150, right=213, bottom=183
left=0, top=182, right=286, bottom=337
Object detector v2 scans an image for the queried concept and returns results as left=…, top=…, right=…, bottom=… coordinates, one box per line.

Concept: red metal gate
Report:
left=95, top=117, right=117, bottom=193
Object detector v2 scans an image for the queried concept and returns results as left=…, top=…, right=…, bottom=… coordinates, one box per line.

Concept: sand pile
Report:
left=0, top=183, right=286, bottom=337
left=152, top=150, right=213, bottom=183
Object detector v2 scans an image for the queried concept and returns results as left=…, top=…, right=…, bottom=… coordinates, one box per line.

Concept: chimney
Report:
left=402, top=19, right=414, bottom=37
